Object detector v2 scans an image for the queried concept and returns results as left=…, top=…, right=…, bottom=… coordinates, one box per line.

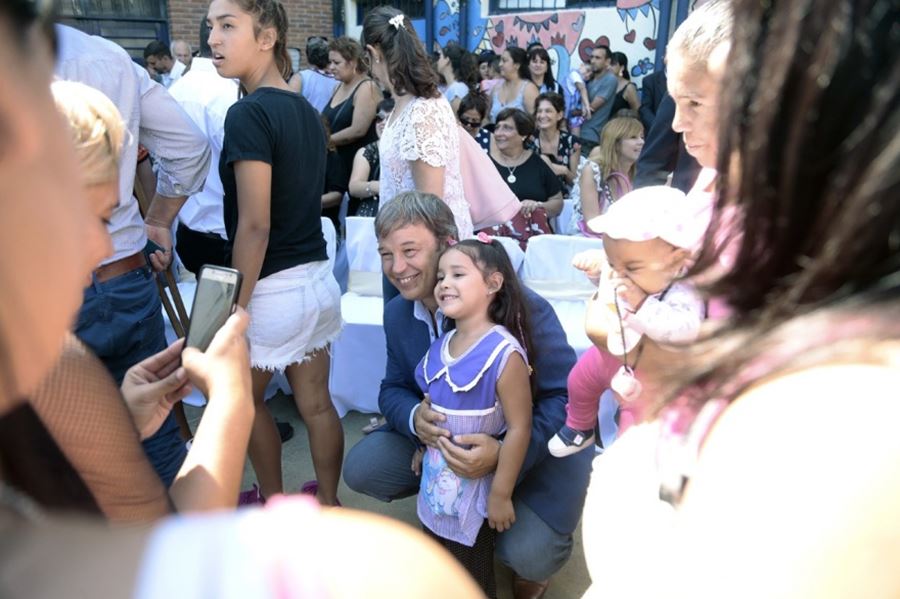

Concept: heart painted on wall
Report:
left=577, top=35, right=611, bottom=63
left=624, top=29, right=636, bottom=43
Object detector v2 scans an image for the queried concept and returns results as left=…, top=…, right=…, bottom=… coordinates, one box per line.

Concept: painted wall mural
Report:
left=434, top=0, right=660, bottom=92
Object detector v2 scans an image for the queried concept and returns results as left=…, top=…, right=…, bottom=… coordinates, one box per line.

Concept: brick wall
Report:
left=167, top=0, right=334, bottom=64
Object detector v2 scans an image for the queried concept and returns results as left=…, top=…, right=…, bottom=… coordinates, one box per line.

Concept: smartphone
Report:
left=143, top=239, right=166, bottom=264
left=184, top=265, right=243, bottom=352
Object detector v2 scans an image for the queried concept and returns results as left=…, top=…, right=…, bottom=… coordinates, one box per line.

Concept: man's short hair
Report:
left=144, top=40, right=171, bottom=59
left=374, top=191, right=459, bottom=243
left=593, top=44, right=611, bottom=60
left=306, top=37, right=329, bottom=69
left=170, top=39, right=191, bottom=56
left=668, top=0, right=733, bottom=73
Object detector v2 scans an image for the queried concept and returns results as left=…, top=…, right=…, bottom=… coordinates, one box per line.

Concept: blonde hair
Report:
left=668, top=0, right=733, bottom=74
left=588, top=116, right=644, bottom=181
left=51, top=80, right=125, bottom=186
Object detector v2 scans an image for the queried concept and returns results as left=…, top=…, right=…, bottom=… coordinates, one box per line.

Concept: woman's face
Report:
left=328, top=50, right=356, bottom=83
left=500, top=51, right=517, bottom=80
left=479, top=61, right=490, bottom=80
left=493, top=117, right=525, bottom=153
left=459, top=108, right=483, bottom=137
left=365, top=45, right=390, bottom=92
left=436, top=50, right=450, bottom=74
left=611, top=61, right=624, bottom=78
left=529, top=54, right=548, bottom=79
left=0, top=24, right=98, bottom=400
left=207, top=0, right=263, bottom=81
left=375, top=109, right=390, bottom=138
left=534, top=99, right=562, bottom=131
left=616, top=132, right=645, bottom=164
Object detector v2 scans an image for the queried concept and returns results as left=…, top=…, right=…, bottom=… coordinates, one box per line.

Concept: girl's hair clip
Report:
left=446, top=238, right=458, bottom=247
left=389, top=14, right=406, bottom=31
left=476, top=231, right=493, bottom=244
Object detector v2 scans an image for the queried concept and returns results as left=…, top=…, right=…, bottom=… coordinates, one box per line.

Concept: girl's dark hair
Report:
left=534, top=91, right=565, bottom=128
left=361, top=7, right=440, bottom=99
left=665, top=0, right=900, bottom=411
left=232, top=0, right=291, bottom=85
left=442, top=41, right=479, bottom=93
left=443, top=239, right=535, bottom=389
left=495, top=107, right=535, bottom=137
left=527, top=46, right=557, bottom=90
left=611, top=51, right=630, bottom=81
left=328, top=36, right=367, bottom=74
left=504, top=46, right=530, bottom=80
left=458, top=90, right=489, bottom=121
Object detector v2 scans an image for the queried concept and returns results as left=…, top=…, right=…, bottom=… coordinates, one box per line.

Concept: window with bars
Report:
left=58, top=0, right=169, bottom=58
left=489, top=0, right=615, bottom=14
left=356, top=0, right=425, bottom=25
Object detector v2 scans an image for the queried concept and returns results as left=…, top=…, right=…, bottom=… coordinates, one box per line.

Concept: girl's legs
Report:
left=424, top=523, right=497, bottom=598
left=285, top=347, right=343, bottom=506
left=565, top=346, right=621, bottom=431
left=247, top=367, right=281, bottom=498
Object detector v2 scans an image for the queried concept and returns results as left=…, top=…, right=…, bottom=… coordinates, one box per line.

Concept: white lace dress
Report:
left=378, top=96, right=473, bottom=239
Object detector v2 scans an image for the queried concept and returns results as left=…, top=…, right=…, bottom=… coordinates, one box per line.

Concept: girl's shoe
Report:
left=237, top=483, right=265, bottom=507
left=548, top=426, right=595, bottom=458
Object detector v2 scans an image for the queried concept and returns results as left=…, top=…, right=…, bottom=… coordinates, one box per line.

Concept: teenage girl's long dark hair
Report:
left=361, top=7, right=440, bottom=99
left=663, top=0, right=900, bottom=410
left=442, top=239, right=535, bottom=395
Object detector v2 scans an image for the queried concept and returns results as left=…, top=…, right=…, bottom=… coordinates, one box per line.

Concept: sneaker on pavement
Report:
left=237, top=483, right=265, bottom=507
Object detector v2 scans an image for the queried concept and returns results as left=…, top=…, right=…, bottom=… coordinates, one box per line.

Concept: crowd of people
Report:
left=0, top=0, right=898, bottom=598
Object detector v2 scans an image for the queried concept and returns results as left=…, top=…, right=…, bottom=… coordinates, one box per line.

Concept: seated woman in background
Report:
left=458, top=90, right=489, bottom=138
left=533, top=92, right=580, bottom=196
left=348, top=97, right=394, bottom=217
left=489, top=46, right=539, bottom=123
left=436, top=42, right=478, bottom=113
left=574, top=116, right=644, bottom=237
left=527, top=46, right=562, bottom=95
left=477, top=108, right=563, bottom=248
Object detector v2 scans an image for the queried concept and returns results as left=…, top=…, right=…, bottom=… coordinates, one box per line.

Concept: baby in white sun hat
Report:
left=549, top=186, right=707, bottom=457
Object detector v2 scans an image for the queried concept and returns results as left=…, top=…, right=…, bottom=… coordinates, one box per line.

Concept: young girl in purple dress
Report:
left=414, top=234, right=533, bottom=597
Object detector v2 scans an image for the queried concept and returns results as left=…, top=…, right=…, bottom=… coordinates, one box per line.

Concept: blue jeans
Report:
left=75, top=266, right=187, bottom=487
left=344, top=430, right=574, bottom=581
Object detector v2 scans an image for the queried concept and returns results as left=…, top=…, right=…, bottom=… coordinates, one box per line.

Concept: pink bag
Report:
left=458, top=127, right=522, bottom=230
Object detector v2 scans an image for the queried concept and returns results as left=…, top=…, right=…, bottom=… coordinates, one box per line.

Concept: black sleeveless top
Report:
left=322, top=79, right=378, bottom=182
left=610, top=81, right=636, bottom=117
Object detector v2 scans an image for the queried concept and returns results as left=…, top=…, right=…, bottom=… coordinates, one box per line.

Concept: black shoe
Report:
left=276, top=420, right=294, bottom=443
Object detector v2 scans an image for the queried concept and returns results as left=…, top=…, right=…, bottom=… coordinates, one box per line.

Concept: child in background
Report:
left=480, top=55, right=503, bottom=94
left=549, top=187, right=705, bottom=456
left=563, top=62, right=593, bottom=136
left=415, top=235, right=533, bottom=598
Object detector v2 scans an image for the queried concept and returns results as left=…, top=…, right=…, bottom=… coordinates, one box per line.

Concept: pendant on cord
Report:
left=507, top=174, right=517, bottom=184
left=611, top=365, right=642, bottom=403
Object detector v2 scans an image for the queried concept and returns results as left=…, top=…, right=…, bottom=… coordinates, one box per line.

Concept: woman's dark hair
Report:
left=442, top=41, right=479, bottom=92
left=458, top=90, right=489, bottom=121
left=527, top=46, right=557, bottom=91
left=231, top=0, right=291, bottom=83
left=666, top=0, right=900, bottom=410
left=361, top=7, right=440, bottom=98
left=376, top=96, right=395, bottom=114
left=328, top=36, right=367, bottom=74
left=495, top=107, right=535, bottom=137
left=611, top=51, right=630, bottom=81
left=534, top=92, right=565, bottom=129
left=504, top=46, right=530, bottom=80
left=306, top=37, right=330, bottom=69
left=442, top=239, right=535, bottom=390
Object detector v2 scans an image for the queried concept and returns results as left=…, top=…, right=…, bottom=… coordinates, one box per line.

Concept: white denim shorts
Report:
left=246, top=260, right=342, bottom=371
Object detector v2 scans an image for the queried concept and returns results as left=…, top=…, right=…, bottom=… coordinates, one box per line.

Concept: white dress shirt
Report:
left=161, top=59, right=186, bottom=88
left=168, top=58, right=239, bottom=238
left=55, top=25, right=211, bottom=265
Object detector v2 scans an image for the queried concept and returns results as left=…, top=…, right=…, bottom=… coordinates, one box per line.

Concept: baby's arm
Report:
left=626, top=284, right=705, bottom=344
left=575, top=80, right=592, bottom=119
left=488, top=351, right=532, bottom=532
left=572, top=249, right=607, bottom=285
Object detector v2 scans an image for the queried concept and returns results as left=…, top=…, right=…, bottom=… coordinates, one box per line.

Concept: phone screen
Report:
left=185, top=267, right=241, bottom=351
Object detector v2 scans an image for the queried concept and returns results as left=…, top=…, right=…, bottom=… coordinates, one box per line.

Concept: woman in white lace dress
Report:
left=361, top=7, right=473, bottom=240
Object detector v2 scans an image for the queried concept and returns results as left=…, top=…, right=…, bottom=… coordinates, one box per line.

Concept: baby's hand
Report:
left=487, top=492, right=516, bottom=532
left=411, top=447, right=425, bottom=476
left=572, top=249, right=607, bottom=281
left=612, top=276, right=648, bottom=312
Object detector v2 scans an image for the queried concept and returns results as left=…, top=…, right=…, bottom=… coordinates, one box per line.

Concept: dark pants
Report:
left=176, top=223, right=227, bottom=275
left=75, top=265, right=187, bottom=487
left=425, top=522, right=497, bottom=598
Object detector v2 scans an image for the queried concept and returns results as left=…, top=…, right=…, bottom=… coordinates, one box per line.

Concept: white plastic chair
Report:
left=521, top=234, right=603, bottom=356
